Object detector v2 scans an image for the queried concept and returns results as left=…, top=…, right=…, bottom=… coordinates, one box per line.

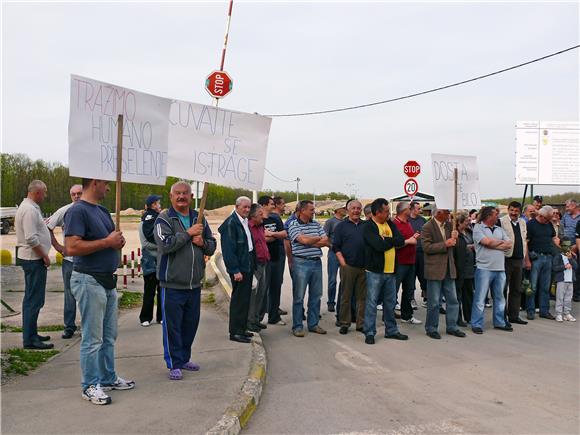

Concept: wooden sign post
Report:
left=452, top=167, right=458, bottom=231
left=115, top=114, right=123, bottom=231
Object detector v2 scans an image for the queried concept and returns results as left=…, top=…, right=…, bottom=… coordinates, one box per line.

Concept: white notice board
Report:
left=515, top=121, right=580, bottom=185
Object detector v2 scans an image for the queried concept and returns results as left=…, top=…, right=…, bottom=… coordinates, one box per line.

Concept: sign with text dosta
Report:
left=431, top=153, right=481, bottom=210
left=167, top=100, right=272, bottom=190
left=68, top=75, right=171, bottom=185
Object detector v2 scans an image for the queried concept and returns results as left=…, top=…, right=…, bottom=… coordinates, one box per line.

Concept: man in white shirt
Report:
left=15, top=180, right=53, bottom=349
left=47, top=184, right=83, bottom=339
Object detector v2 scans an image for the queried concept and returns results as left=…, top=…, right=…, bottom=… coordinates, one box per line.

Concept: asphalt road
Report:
left=244, top=255, right=580, bottom=435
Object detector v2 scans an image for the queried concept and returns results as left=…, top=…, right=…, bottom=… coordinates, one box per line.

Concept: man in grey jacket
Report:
left=154, top=181, right=216, bottom=381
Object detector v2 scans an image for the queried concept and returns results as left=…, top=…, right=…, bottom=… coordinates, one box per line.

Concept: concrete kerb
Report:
left=206, top=253, right=267, bottom=435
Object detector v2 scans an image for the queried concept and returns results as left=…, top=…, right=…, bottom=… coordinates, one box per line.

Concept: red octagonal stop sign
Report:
left=205, top=70, right=233, bottom=99
left=403, top=160, right=421, bottom=178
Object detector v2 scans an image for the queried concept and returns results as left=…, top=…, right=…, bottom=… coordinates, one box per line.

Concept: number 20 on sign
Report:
left=404, top=178, right=418, bottom=198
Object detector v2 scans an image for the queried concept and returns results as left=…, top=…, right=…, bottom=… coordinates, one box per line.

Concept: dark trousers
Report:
left=229, top=272, right=252, bottom=335
left=267, top=256, right=285, bottom=323
left=338, top=265, right=367, bottom=329
left=504, top=258, right=523, bottom=321
left=455, top=276, right=474, bottom=323
left=415, top=250, right=426, bottom=297
left=396, top=264, right=416, bottom=321
left=161, top=287, right=200, bottom=369
left=20, top=259, right=47, bottom=346
left=574, top=268, right=580, bottom=301
left=140, top=273, right=162, bottom=323
left=336, top=281, right=357, bottom=323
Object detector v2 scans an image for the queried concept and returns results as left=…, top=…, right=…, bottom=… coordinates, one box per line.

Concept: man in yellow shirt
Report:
left=362, top=198, right=407, bottom=345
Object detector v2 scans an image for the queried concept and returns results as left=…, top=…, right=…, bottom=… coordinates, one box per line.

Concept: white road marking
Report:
left=334, top=420, right=466, bottom=434
left=330, top=338, right=390, bottom=374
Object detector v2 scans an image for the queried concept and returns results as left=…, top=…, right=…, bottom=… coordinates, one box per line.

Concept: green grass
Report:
left=118, top=291, right=143, bottom=309
left=1, top=348, right=59, bottom=377
left=1, top=323, right=64, bottom=333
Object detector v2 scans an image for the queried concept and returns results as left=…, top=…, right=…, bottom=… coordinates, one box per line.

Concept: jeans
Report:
left=396, top=264, right=415, bottom=321
left=327, top=251, right=339, bottom=306
left=248, top=263, right=268, bottom=327
left=425, top=277, right=460, bottom=334
left=528, top=254, right=553, bottom=316
left=70, top=271, right=118, bottom=389
left=472, top=268, right=507, bottom=329
left=61, top=260, right=77, bottom=333
left=161, top=287, right=201, bottom=369
left=364, top=271, right=398, bottom=337
left=291, top=257, right=322, bottom=331
left=20, top=259, right=47, bottom=346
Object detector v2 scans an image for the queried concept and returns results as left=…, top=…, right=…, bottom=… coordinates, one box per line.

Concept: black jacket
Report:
left=141, top=208, right=159, bottom=244
left=363, top=219, right=405, bottom=274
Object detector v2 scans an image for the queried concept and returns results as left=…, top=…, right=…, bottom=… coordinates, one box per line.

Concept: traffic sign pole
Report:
left=198, top=0, right=234, bottom=226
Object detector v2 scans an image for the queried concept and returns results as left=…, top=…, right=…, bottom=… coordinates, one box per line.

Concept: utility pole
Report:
left=296, top=177, right=301, bottom=202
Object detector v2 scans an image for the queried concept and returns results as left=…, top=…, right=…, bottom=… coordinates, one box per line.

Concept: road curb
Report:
left=206, top=255, right=267, bottom=435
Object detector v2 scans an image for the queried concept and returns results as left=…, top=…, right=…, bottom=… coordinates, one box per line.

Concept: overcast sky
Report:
left=2, top=1, right=579, bottom=199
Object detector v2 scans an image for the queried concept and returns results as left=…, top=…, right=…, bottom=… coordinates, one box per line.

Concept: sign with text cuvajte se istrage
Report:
left=167, top=100, right=272, bottom=190
left=431, top=153, right=481, bottom=210
left=68, top=75, right=172, bottom=185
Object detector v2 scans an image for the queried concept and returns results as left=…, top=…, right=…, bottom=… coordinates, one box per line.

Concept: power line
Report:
left=264, top=167, right=298, bottom=183
left=265, top=44, right=579, bottom=118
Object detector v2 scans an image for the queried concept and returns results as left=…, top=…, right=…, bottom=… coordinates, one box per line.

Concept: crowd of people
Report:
left=13, top=178, right=579, bottom=406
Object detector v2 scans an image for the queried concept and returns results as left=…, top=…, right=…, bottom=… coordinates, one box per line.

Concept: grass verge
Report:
left=1, top=323, right=64, bottom=333
left=1, top=348, right=59, bottom=377
left=118, top=291, right=143, bottom=309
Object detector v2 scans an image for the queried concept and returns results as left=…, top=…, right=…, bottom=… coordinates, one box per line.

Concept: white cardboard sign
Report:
left=431, top=153, right=481, bottom=210
left=167, top=100, right=272, bottom=190
left=68, top=75, right=171, bottom=185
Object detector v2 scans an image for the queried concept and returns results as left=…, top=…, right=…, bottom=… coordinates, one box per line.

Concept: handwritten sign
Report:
left=167, top=100, right=272, bottom=190
left=68, top=75, right=171, bottom=185
left=431, top=153, right=481, bottom=210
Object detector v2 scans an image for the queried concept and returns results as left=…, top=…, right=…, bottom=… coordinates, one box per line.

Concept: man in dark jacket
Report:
left=362, top=198, right=407, bottom=345
left=154, top=181, right=216, bottom=380
left=139, top=194, right=162, bottom=326
left=218, top=196, right=254, bottom=343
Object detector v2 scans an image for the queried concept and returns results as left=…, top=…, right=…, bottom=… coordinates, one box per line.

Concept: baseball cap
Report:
left=533, top=195, right=543, bottom=202
left=146, top=194, right=162, bottom=207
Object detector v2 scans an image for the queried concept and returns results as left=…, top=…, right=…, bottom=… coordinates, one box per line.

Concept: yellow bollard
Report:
left=55, top=252, right=64, bottom=265
left=0, top=249, right=13, bottom=266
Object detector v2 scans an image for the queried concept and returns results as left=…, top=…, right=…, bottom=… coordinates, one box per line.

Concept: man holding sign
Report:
left=154, top=181, right=216, bottom=380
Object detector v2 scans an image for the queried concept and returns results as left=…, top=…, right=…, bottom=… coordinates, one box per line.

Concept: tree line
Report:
left=0, top=153, right=348, bottom=215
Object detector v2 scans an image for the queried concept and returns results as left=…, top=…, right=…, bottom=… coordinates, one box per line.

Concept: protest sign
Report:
left=167, top=100, right=272, bottom=190
left=68, top=75, right=171, bottom=185
left=431, top=153, right=481, bottom=210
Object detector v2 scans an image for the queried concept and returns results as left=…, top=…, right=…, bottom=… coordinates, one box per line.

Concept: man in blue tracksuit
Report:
left=154, top=181, right=216, bottom=380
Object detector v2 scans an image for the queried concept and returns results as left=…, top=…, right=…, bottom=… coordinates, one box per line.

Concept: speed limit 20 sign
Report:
left=404, top=178, right=419, bottom=198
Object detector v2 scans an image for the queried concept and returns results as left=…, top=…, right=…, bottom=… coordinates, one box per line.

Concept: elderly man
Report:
left=219, top=197, right=254, bottom=343
left=324, top=205, right=347, bottom=312
left=334, top=200, right=367, bottom=334
left=287, top=200, right=329, bottom=337
left=139, top=195, right=162, bottom=327
left=154, top=181, right=216, bottom=379
left=362, top=198, right=406, bottom=344
left=15, top=180, right=53, bottom=350
left=393, top=202, right=421, bottom=325
left=65, top=178, right=132, bottom=405
left=247, top=203, right=270, bottom=332
left=421, top=207, right=465, bottom=339
left=526, top=205, right=559, bottom=320
left=499, top=201, right=529, bottom=325
left=471, top=206, right=513, bottom=334
left=522, top=204, right=537, bottom=223
left=46, top=183, right=83, bottom=339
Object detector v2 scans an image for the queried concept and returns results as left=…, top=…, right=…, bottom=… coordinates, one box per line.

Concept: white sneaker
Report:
left=377, top=304, right=383, bottom=311
left=141, top=321, right=150, bottom=327
left=82, top=384, right=111, bottom=405
left=404, top=317, right=422, bottom=325
left=395, top=303, right=401, bottom=311
left=271, top=320, right=287, bottom=326
left=485, top=303, right=492, bottom=308
left=101, top=376, right=136, bottom=391
left=564, top=314, right=577, bottom=322
left=555, top=314, right=563, bottom=322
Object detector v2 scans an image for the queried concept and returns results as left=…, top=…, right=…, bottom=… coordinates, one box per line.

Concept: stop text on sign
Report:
left=403, top=160, right=421, bottom=177
left=205, top=70, right=233, bottom=99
